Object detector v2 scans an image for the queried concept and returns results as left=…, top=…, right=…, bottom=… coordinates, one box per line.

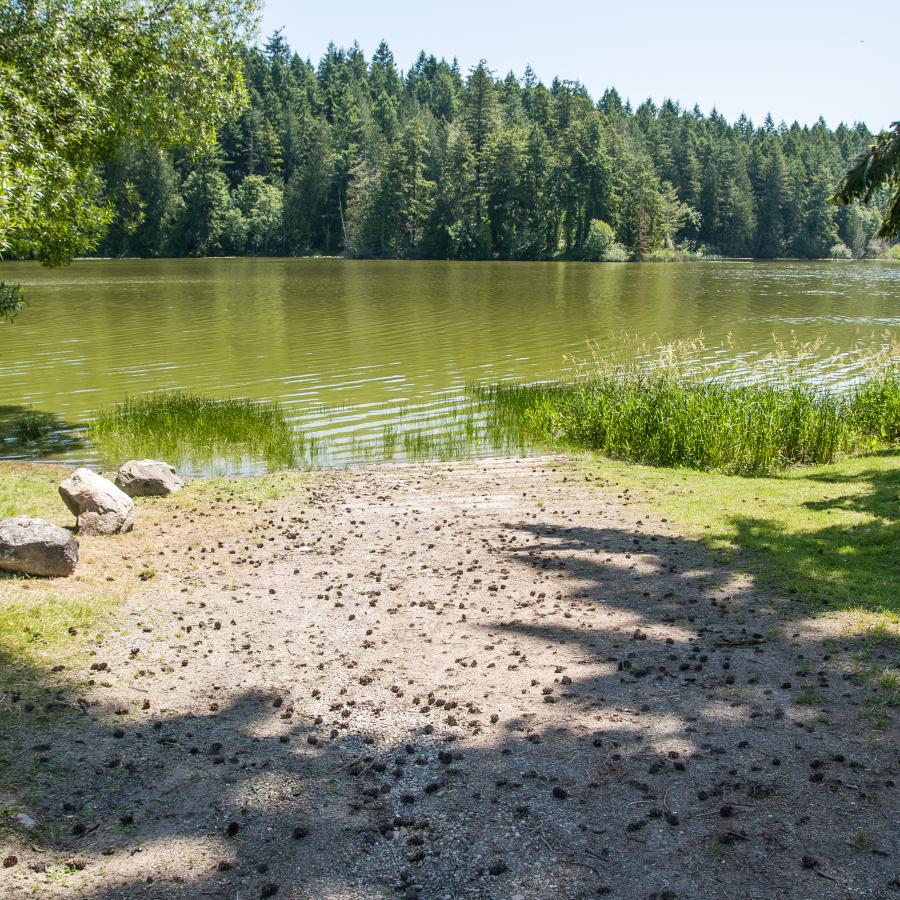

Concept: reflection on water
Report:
left=0, top=405, right=85, bottom=461
left=1, top=258, right=897, bottom=474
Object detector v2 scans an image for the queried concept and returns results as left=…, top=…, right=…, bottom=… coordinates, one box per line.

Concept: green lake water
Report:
left=1, top=258, right=898, bottom=472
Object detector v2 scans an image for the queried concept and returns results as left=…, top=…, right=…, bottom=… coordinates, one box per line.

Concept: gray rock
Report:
left=115, top=459, right=183, bottom=497
left=59, top=468, right=135, bottom=535
left=14, top=812, right=37, bottom=830
left=0, top=516, right=78, bottom=577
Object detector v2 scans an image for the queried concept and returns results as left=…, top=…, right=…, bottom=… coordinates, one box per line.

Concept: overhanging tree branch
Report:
left=835, top=121, right=900, bottom=239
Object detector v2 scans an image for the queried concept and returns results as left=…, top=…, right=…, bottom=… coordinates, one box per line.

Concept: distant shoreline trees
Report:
left=3, top=24, right=896, bottom=300
left=93, top=37, right=893, bottom=264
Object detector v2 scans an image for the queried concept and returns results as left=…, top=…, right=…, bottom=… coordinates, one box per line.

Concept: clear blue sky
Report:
left=260, top=0, right=896, bottom=129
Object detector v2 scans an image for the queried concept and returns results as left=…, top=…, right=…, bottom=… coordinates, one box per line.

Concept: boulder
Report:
left=0, top=516, right=79, bottom=577
left=115, top=459, right=184, bottom=497
left=59, top=468, right=135, bottom=535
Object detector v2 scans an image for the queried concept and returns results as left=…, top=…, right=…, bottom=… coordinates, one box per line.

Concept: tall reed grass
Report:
left=478, top=333, right=900, bottom=475
left=90, top=392, right=297, bottom=470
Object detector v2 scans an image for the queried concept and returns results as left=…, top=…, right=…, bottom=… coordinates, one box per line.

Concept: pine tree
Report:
left=172, top=156, right=245, bottom=256
left=67, top=34, right=891, bottom=266
left=461, top=62, right=499, bottom=254
left=384, top=118, right=436, bottom=255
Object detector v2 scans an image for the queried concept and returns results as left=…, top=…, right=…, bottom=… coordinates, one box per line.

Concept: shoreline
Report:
left=4, top=254, right=900, bottom=267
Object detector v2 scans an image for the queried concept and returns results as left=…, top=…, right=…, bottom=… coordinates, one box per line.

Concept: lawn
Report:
left=581, top=450, right=899, bottom=619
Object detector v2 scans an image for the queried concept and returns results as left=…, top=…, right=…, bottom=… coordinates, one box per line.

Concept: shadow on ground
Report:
left=722, top=456, right=898, bottom=615
left=0, top=485, right=897, bottom=899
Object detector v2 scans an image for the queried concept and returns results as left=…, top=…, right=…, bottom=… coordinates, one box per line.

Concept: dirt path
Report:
left=1, top=456, right=897, bottom=899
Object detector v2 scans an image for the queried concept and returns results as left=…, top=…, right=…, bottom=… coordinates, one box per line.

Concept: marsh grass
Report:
left=82, top=334, right=899, bottom=474
left=480, top=378, right=861, bottom=474
left=90, top=392, right=297, bottom=471
left=848, top=376, right=900, bottom=442
left=0, top=407, right=83, bottom=460
left=478, top=333, right=900, bottom=475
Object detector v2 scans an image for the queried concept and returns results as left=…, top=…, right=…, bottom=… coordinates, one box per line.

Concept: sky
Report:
left=260, top=0, right=896, bottom=130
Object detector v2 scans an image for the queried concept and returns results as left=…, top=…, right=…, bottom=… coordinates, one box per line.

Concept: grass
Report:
left=0, top=594, right=114, bottom=692
left=794, top=689, right=825, bottom=706
left=478, top=333, right=900, bottom=476
left=579, top=451, right=899, bottom=617
left=849, top=378, right=900, bottom=442
left=0, top=461, right=70, bottom=522
left=0, top=464, right=118, bottom=698
left=849, top=831, right=873, bottom=849
left=89, top=391, right=297, bottom=472
left=481, top=378, right=873, bottom=474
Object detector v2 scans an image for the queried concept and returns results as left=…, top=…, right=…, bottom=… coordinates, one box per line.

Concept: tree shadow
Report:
left=0, top=406, right=84, bottom=461
left=0, top=513, right=896, bottom=898
left=723, top=459, right=899, bottom=615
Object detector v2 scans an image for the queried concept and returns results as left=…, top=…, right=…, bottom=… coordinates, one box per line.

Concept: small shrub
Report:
left=601, top=241, right=630, bottom=262
left=864, top=239, right=890, bottom=259
left=828, top=242, right=853, bottom=259
left=643, top=247, right=678, bottom=262
left=583, top=219, right=616, bottom=260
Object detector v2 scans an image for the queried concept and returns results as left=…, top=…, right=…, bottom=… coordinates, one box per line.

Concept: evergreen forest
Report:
left=96, top=34, right=892, bottom=262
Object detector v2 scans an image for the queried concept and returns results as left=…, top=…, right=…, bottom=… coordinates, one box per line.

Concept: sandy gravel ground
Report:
left=1, top=456, right=897, bottom=899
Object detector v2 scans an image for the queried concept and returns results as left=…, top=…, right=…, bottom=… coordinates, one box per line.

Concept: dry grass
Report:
left=0, top=462, right=309, bottom=692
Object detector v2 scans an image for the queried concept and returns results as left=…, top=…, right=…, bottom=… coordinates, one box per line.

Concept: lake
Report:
left=1, top=258, right=898, bottom=471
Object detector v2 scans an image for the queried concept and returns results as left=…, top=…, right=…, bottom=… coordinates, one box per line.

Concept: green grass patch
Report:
left=89, top=391, right=298, bottom=472
left=581, top=451, right=899, bottom=616
left=0, top=594, right=113, bottom=690
left=480, top=375, right=898, bottom=476
left=0, top=467, right=115, bottom=700
left=0, top=462, right=70, bottom=523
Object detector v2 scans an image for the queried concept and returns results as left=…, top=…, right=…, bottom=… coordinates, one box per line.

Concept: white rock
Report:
left=0, top=516, right=78, bottom=577
left=115, top=459, right=184, bottom=497
left=59, top=468, right=135, bottom=535
left=14, top=812, right=37, bottom=830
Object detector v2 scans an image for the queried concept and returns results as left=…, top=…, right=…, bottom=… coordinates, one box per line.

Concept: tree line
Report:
left=96, top=34, right=891, bottom=262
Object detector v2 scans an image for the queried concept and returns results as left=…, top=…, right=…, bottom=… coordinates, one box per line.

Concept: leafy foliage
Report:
left=0, top=0, right=259, bottom=267
left=836, top=122, right=900, bottom=238
left=0, top=281, right=24, bottom=320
